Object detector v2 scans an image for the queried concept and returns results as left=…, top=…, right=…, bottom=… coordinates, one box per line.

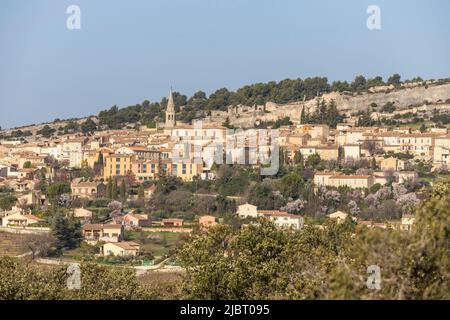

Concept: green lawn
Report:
left=62, top=242, right=99, bottom=261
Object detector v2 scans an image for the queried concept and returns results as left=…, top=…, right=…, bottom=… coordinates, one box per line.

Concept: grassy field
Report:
left=419, top=172, right=450, bottom=184
left=59, top=230, right=188, bottom=265
left=61, top=242, right=99, bottom=262
left=124, top=230, right=188, bottom=259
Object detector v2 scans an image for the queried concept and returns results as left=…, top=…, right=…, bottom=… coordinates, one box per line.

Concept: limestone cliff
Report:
left=206, top=82, right=450, bottom=128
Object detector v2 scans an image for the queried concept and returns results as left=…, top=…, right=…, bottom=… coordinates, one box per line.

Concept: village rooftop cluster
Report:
left=0, top=90, right=449, bottom=259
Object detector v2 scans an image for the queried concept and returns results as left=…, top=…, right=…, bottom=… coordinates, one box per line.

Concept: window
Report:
left=182, top=164, right=186, bottom=174
left=172, top=164, right=178, bottom=176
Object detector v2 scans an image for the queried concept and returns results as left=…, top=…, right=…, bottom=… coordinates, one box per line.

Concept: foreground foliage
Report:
left=0, top=259, right=181, bottom=300
left=0, top=181, right=448, bottom=300
left=178, top=180, right=450, bottom=300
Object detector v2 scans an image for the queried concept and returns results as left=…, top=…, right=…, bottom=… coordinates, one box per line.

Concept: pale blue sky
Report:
left=1, top=0, right=450, bottom=128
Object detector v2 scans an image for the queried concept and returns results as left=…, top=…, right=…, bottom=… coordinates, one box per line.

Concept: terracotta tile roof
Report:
left=22, top=214, right=43, bottom=221
left=330, top=175, right=371, bottom=179
left=109, top=241, right=140, bottom=250
left=162, top=218, right=184, bottom=223
left=258, top=210, right=301, bottom=219
left=314, top=172, right=335, bottom=176
left=315, top=145, right=339, bottom=150
left=82, top=224, right=122, bottom=230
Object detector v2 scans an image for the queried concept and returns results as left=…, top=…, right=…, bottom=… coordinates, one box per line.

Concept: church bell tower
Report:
left=165, top=89, right=176, bottom=128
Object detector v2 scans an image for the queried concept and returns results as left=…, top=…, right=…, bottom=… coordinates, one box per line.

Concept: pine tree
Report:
left=51, top=213, right=82, bottom=251
left=357, top=108, right=373, bottom=127
left=419, top=123, right=427, bottom=133
left=222, top=117, right=231, bottom=129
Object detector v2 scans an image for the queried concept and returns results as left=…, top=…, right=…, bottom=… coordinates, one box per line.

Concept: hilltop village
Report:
left=0, top=81, right=449, bottom=265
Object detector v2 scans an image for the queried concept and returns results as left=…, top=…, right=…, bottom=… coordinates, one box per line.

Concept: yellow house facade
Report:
left=329, top=174, right=374, bottom=189
left=171, top=160, right=204, bottom=181
left=132, top=159, right=160, bottom=182
left=104, top=154, right=135, bottom=180
left=314, top=172, right=374, bottom=189
left=315, top=145, right=339, bottom=161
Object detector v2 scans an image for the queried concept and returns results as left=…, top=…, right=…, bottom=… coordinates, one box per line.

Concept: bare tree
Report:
left=26, top=233, right=58, bottom=259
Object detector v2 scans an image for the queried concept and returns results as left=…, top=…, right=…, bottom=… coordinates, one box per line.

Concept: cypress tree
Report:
left=138, top=185, right=145, bottom=200
left=120, top=180, right=127, bottom=204
left=326, top=100, right=339, bottom=128
left=112, top=180, right=118, bottom=200
left=300, top=107, right=306, bottom=124
left=319, top=99, right=327, bottom=123
left=106, top=179, right=113, bottom=199
left=371, top=157, right=377, bottom=170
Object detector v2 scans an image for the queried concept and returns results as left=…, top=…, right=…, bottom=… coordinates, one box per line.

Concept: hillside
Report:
left=207, top=80, right=450, bottom=128
left=2, top=76, right=450, bottom=134
left=323, top=82, right=450, bottom=114
left=0, top=232, right=30, bottom=257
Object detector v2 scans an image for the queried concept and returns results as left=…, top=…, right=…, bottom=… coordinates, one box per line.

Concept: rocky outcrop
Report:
left=209, top=82, right=450, bottom=128
left=327, top=83, right=450, bottom=114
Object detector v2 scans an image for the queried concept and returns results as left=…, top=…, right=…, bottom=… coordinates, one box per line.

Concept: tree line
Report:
left=301, top=99, right=343, bottom=128
left=96, top=74, right=422, bottom=129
